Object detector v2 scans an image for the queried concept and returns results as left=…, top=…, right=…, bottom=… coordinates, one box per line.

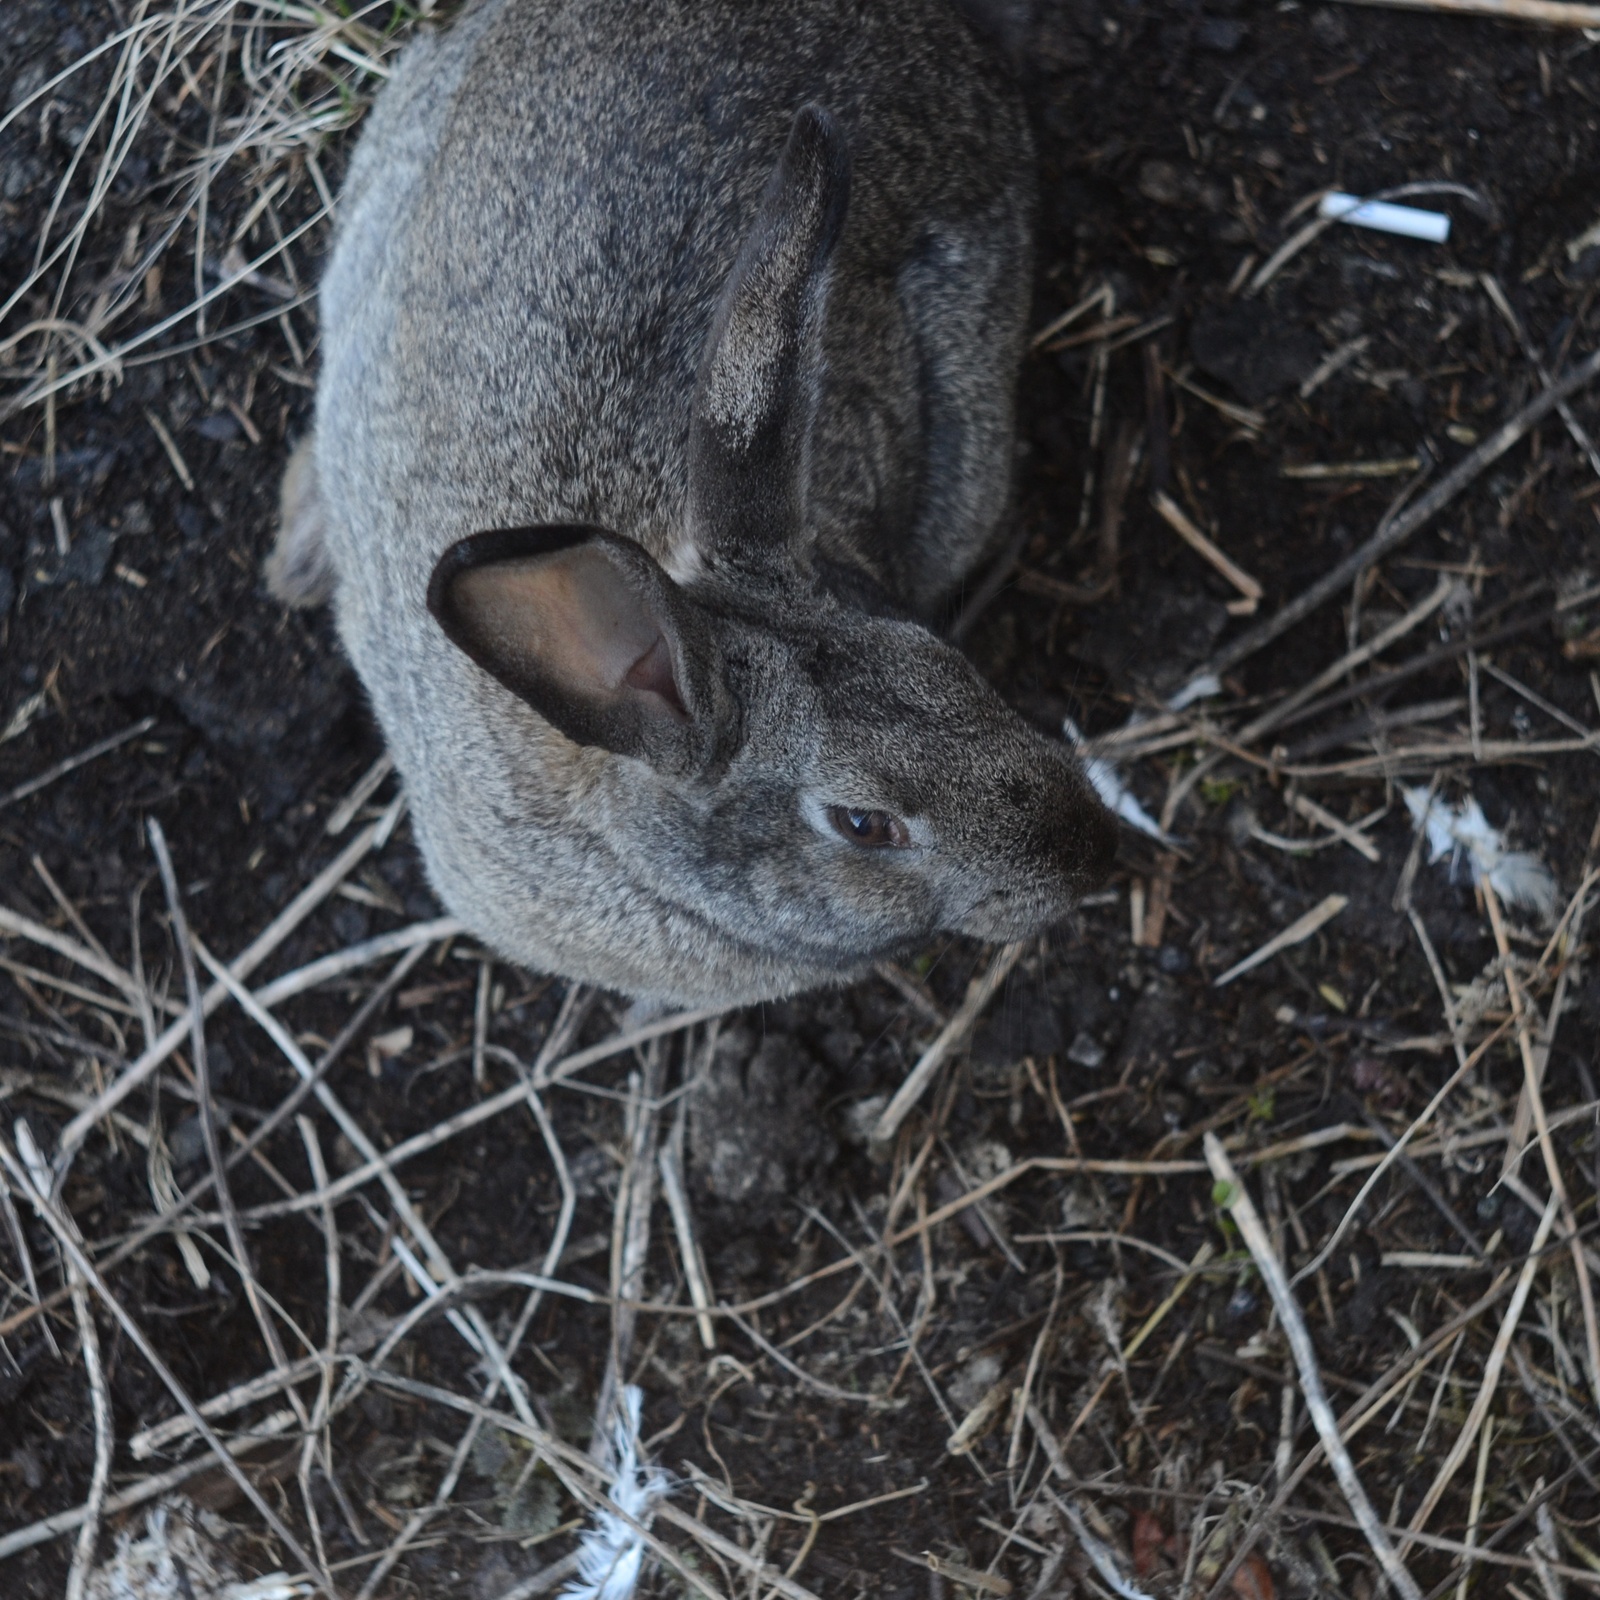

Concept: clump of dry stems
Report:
left=3, top=5, right=1600, bottom=1599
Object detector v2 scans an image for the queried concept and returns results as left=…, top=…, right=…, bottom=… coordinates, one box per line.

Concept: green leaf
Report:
left=1245, top=1087, right=1275, bottom=1122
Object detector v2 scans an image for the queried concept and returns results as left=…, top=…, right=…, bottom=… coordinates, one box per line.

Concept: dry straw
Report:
left=6, top=5, right=1600, bottom=1597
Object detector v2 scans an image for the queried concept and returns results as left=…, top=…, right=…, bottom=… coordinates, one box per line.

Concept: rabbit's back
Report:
left=317, top=0, right=1032, bottom=624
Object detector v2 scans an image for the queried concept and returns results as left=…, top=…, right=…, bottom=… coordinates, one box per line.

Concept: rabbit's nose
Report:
left=1025, top=769, right=1117, bottom=895
left=1074, top=792, right=1118, bottom=892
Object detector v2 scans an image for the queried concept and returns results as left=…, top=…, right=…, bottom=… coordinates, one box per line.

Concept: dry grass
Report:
left=1, top=0, right=421, bottom=422
left=4, top=4, right=1600, bottom=1599
left=0, top=491, right=1594, bottom=1596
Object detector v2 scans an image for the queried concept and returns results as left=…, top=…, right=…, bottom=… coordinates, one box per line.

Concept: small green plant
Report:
left=1210, top=1181, right=1241, bottom=1251
left=383, top=2, right=425, bottom=38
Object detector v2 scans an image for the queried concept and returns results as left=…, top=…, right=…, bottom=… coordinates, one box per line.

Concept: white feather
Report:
left=82, top=1500, right=310, bottom=1600
left=560, top=1387, right=669, bottom=1600
left=1402, top=787, right=1560, bottom=923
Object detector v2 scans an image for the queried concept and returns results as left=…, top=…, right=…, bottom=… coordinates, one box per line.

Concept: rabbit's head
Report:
left=425, top=106, right=1115, bottom=1000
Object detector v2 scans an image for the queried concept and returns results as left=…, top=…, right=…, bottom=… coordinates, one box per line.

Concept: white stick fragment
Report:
left=1166, top=673, right=1221, bottom=712
left=561, top=1386, right=669, bottom=1600
left=65, top=1266, right=112, bottom=1600
left=1319, top=191, right=1450, bottom=243
left=1567, top=213, right=1600, bottom=262
left=657, top=1141, right=716, bottom=1350
left=1064, top=718, right=1178, bottom=846
left=1290, top=793, right=1383, bottom=864
left=0, top=715, right=158, bottom=814
left=325, top=751, right=395, bottom=835
left=1050, top=1495, right=1154, bottom=1600
left=1402, top=787, right=1560, bottom=923
left=1213, top=893, right=1348, bottom=987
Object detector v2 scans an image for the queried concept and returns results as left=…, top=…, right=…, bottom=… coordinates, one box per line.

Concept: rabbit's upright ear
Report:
left=428, top=527, right=727, bottom=775
left=687, top=104, right=850, bottom=566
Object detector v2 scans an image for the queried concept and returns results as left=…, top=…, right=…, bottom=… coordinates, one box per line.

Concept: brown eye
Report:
left=828, top=806, right=911, bottom=849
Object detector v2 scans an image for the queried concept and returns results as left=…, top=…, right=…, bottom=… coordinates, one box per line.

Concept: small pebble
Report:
left=166, top=1115, right=206, bottom=1168
left=1196, top=16, right=1246, bottom=52
left=1067, top=1030, right=1106, bottom=1070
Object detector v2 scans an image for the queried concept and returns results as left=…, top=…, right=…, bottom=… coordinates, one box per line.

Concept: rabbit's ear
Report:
left=428, top=526, right=725, bottom=775
left=687, top=104, right=850, bottom=565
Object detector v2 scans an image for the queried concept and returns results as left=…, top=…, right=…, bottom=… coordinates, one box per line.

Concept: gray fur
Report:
left=270, top=0, right=1117, bottom=1006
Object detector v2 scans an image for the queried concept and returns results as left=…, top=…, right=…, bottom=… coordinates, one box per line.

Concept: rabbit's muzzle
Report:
left=957, top=773, right=1118, bottom=941
left=1065, top=794, right=1120, bottom=891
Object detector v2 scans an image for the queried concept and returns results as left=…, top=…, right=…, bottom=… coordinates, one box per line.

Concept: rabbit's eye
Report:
left=828, top=807, right=910, bottom=849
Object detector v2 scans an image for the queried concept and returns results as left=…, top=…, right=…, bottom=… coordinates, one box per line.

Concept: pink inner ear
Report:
left=452, top=546, right=690, bottom=719
left=624, top=635, right=687, bottom=717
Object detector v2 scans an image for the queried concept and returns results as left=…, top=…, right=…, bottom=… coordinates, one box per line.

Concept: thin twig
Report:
left=0, top=1134, right=324, bottom=1581
left=1401, top=1188, right=1562, bottom=1546
left=1007, top=1264, right=1064, bottom=1472
left=0, top=903, right=147, bottom=1006
left=55, top=819, right=393, bottom=1158
left=0, top=1161, right=60, bottom=1357
left=592, top=1042, right=667, bottom=1462
left=1333, top=0, right=1600, bottom=31
left=660, top=1117, right=716, bottom=1349
left=1179, top=343, right=1600, bottom=692
left=150, top=823, right=323, bottom=1499
left=1151, top=491, right=1263, bottom=607
left=874, top=942, right=1026, bottom=1142
left=0, top=715, right=157, bottom=813
left=62, top=1265, right=112, bottom=1600
left=1292, top=1024, right=1504, bottom=1285
left=1212, top=894, right=1347, bottom=987
left=0, top=1414, right=296, bottom=1561
left=1240, top=574, right=1456, bottom=745
left=1484, top=877, right=1600, bottom=1404
left=1205, top=1133, right=1423, bottom=1600
left=297, top=1115, right=340, bottom=1587
left=1456, top=1415, right=1496, bottom=1600
left=325, top=751, right=395, bottom=835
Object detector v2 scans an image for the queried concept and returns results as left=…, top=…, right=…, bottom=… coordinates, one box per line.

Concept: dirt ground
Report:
left=3, top=2, right=1600, bottom=1597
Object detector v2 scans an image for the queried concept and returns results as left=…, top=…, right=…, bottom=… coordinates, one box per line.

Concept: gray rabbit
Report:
left=269, top=0, right=1117, bottom=1006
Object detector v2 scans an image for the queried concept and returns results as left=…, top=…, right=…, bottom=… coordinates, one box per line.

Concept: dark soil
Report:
left=4, top=3, right=1600, bottom=1597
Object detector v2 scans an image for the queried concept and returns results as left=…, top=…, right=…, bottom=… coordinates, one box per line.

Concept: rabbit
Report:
left=267, top=0, right=1118, bottom=1007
